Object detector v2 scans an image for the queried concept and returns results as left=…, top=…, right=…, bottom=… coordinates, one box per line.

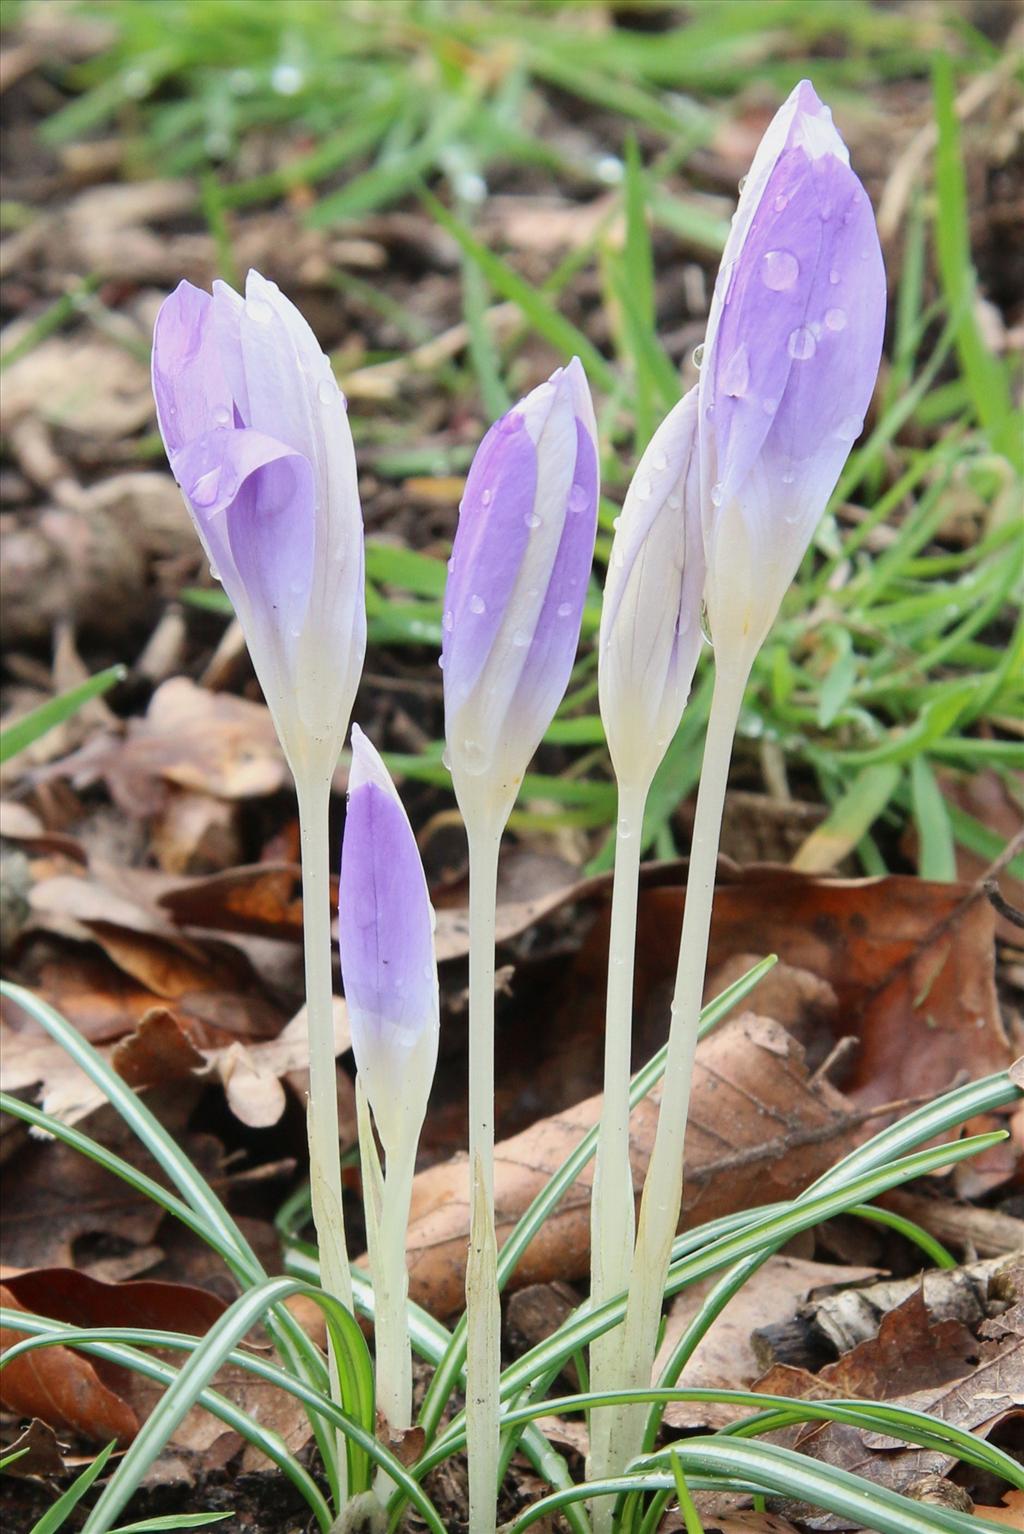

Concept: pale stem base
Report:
left=605, top=660, right=749, bottom=1477
left=297, top=772, right=353, bottom=1489
left=587, top=778, right=647, bottom=1524
left=464, top=821, right=502, bottom=1534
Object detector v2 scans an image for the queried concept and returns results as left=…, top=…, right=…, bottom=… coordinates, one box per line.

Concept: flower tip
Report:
left=348, top=725, right=399, bottom=803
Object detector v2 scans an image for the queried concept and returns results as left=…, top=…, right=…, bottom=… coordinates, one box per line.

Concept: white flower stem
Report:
left=587, top=778, right=647, bottom=1525
left=610, top=658, right=750, bottom=1475
left=296, top=770, right=353, bottom=1489
left=376, top=1135, right=418, bottom=1435
left=464, top=815, right=502, bottom=1534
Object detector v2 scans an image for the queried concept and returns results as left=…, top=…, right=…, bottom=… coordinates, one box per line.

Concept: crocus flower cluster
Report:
left=151, top=73, right=886, bottom=1534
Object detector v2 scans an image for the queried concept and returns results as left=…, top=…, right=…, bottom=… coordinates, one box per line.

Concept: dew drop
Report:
left=710, top=482, right=723, bottom=507
left=761, top=249, right=799, bottom=291
left=441, top=748, right=452, bottom=770
left=191, top=467, right=220, bottom=507
left=469, top=593, right=486, bottom=614
left=651, top=450, right=668, bottom=472
left=837, top=414, right=864, bottom=439
left=462, top=739, right=488, bottom=774
left=692, top=343, right=704, bottom=369
left=617, top=817, right=633, bottom=840
left=524, top=512, right=541, bottom=529
left=825, top=307, right=847, bottom=332
left=317, top=378, right=336, bottom=404
left=737, top=173, right=748, bottom=194
left=634, top=477, right=653, bottom=502
left=443, top=609, right=454, bottom=633
left=208, top=563, right=221, bottom=582
left=557, top=601, right=573, bottom=619
left=787, top=326, right=816, bottom=361
left=781, top=469, right=796, bottom=485
left=829, top=268, right=841, bottom=285
left=666, top=493, right=682, bottom=512
left=247, top=297, right=273, bottom=325
left=512, top=629, right=530, bottom=648
left=762, top=396, right=778, bottom=415
left=721, top=342, right=750, bottom=399
left=438, top=654, right=445, bottom=670
left=612, top=515, right=622, bottom=530
left=447, top=556, right=456, bottom=573
left=481, top=487, right=493, bottom=507
left=568, top=483, right=589, bottom=514
left=774, top=192, right=789, bottom=212
left=212, top=404, right=231, bottom=427
left=501, top=410, right=525, bottom=433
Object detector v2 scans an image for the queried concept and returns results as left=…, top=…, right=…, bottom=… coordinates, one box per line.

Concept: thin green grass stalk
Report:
left=0, top=665, right=126, bottom=764
left=506, top=1434, right=1004, bottom=1534
left=0, top=983, right=340, bottom=1501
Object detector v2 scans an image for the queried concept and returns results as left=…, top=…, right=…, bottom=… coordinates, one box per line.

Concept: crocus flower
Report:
left=338, top=725, right=439, bottom=1156
left=599, top=387, right=705, bottom=790
left=699, top=80, right=885, bottom=666
left=152, top=270, right=366, bottom=773
left=442, top=358, right=599, bottom=823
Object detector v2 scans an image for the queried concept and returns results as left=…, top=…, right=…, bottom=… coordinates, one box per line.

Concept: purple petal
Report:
left=514, top=414, right=599, bottom=739
left=173, top=427, right=316, bottom=653
left=339, top=727, right=438, bottom=1136
left=441, top=409, right=538, bottom=719
left=152, top=281, right=236, bottom=455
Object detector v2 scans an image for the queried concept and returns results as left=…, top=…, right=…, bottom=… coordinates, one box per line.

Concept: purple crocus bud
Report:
left=699, top=81, right=885, bottom=666
left=152, top=270, right=366, bottom=773
left=599, top=388, right=705, bottom=790
left=338, top=726, right=438, bottom=1155
left=442, top=358, right=599, bottom=823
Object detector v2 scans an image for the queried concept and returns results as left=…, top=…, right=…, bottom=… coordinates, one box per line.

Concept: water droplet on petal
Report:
left=208, top=563, right=220, bottom=582
left=762, top=396, right=778, bottom=415
left=191, top=467, right=221, bottom=507
left=443, top=609, right=454, bottom=632
left=762, top=249, right=799, bottom=291
left=651, top=450, right=668, bottom=472
left=501, top=410, right=525, bottom=434
left=837, top=414, right=864, bottom=439
left=557, top=601, right=573, bottom=618
left=512, top=629, right=530, bottom=648
left=568, top=483, right=589, bottom=514
left=481, top=488, right=493, bottom=507
left=612, top=515, right=622, bottom=531
left=524, top=512, right=541, bottom=529
left=774, top=192, right=789, bottom=212
left=441, top=748, right=452, bottom=770
left=247, top=297, right=273, bottom=325
left=617, top=817, right=633, bottom=839
left=829, top=268, right=841, bottom=285
left=447, top=556, right=455, bottom=573
left=438, top=654, right=445, bottom=670
left=212, top=404, right=231, bottom=427
left=787, top=326, right=816, bottom=361
left=825, top=308, right=847, bottom=332
left=781, top=469, right=796, bottom=485
left=737, top=173, right=748, bottom=194
left=721, top=342, right=750, bottom=399
left=317, top=378, right=336, bottom=405
left=634, top=477, right=653, bottom=502
left=710, top=482, right=723, bottom=507
left=462, top=739, right=488, bottom=774
left=469, top=594, right=486, bottom=614
left=692, top=343, right=704, bottom=369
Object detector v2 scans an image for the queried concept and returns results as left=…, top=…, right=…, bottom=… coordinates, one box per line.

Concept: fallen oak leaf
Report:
left=398, top=1013, right=867, bottom=1318
left=1, top=1417, right=67, bottom=1477
left=0, top=1284, right=139, bottom=1445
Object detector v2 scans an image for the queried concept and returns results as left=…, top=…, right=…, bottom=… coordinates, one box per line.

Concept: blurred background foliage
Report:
left=2, top=0, right=1021, bottom=881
